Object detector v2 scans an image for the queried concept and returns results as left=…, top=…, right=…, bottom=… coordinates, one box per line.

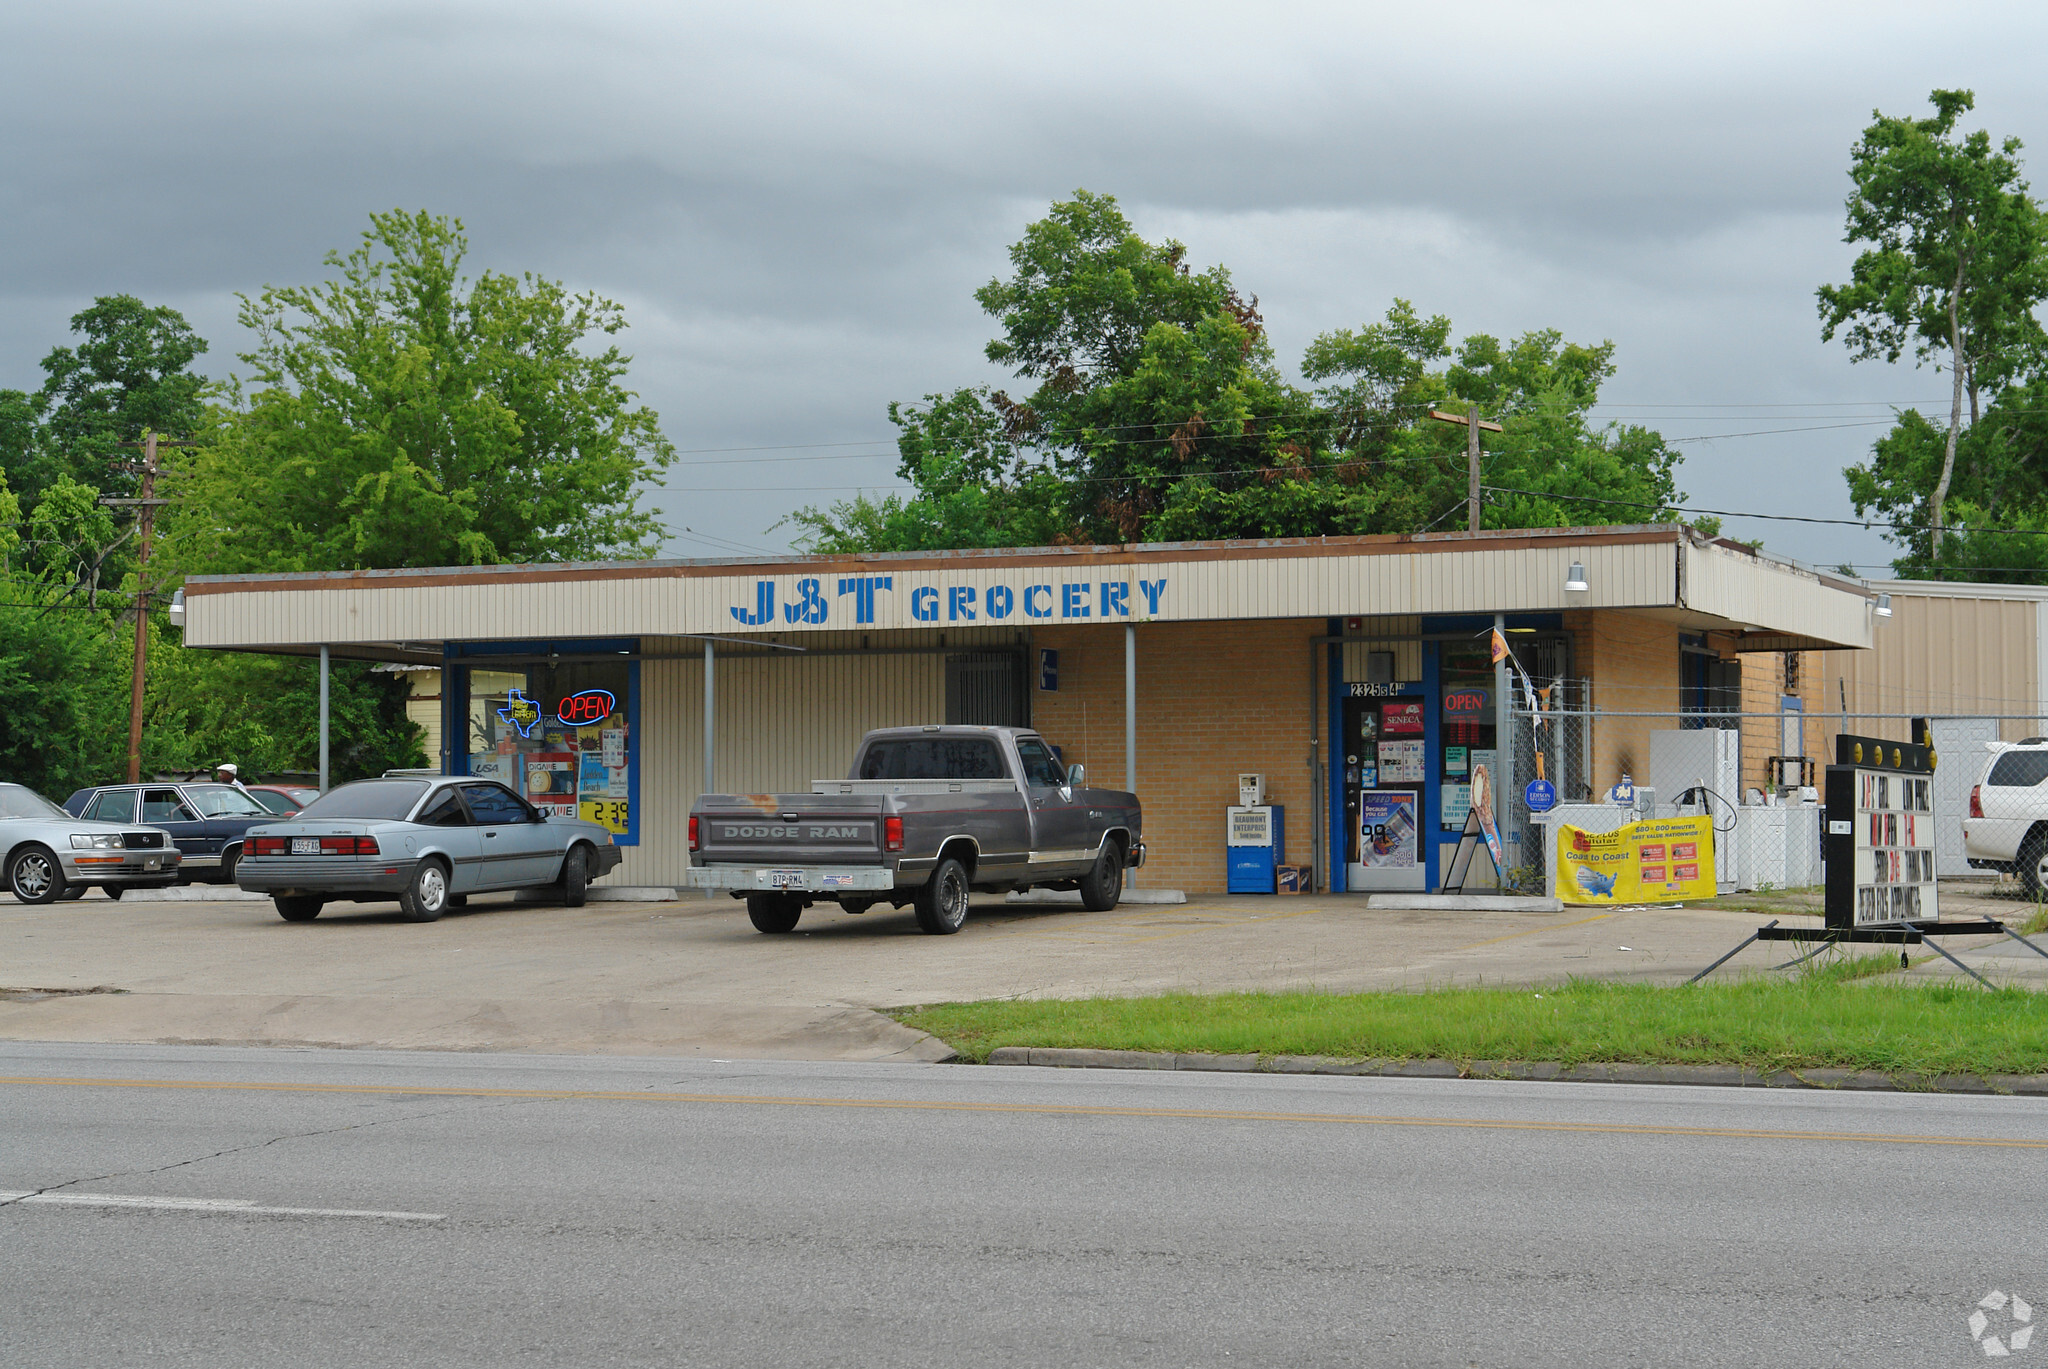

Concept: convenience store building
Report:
left=180, top=524, right=1877, bottom=895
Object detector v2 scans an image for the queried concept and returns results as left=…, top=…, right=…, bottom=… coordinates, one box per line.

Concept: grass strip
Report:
left=893, top=959, right=2048, bottom=1079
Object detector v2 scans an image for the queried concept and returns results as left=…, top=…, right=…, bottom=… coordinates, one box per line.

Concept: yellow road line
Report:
left=1, top=1075, right=2040, bottom=1150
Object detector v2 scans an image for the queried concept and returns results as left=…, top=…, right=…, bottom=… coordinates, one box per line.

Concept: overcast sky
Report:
left=4, top=2, right=2044, bottom=573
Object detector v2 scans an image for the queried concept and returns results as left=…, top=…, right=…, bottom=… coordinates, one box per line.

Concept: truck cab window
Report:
left=858, top=738, right=1005, bottom=780
left=1014, top=737, right=1065, bottom=788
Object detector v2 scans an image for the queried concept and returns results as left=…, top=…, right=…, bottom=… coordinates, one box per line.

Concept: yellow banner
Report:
left=1555, top=815, right=1715, bottom=904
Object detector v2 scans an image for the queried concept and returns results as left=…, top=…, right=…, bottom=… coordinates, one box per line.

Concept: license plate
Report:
left=768, top=869, right=808, bottom=889
left=292, top=838, right=320, bottom=855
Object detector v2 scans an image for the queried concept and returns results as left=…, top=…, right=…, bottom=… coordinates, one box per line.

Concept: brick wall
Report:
left=1578, top=611, right=1681, bottom=792
left=1030, top=619, right=1319, bottom=895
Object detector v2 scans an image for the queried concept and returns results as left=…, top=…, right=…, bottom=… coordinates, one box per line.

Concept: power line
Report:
left=1480, top=483, right=2048, bottom=540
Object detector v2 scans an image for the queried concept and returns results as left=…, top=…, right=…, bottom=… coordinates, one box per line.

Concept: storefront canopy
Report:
left=182, top=524, right=1876, bottom=662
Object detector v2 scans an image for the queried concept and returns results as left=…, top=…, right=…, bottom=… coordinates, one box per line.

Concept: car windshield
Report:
left=0, top=784, right=71, bottom=821
left=186, top=784, right=272, bottom=817
left=295, top=780, right=429, bottom=821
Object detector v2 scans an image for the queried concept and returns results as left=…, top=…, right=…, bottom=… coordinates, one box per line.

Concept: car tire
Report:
left=219, top=848, right=240, bottom=886
left=8, top=845, right=66, bottom=905
left=746, top=892, right=802, bottom=934
left=560, top=846, right=590, bottom=908
left=274, top=895, right=323, bottom=922
left=913, top=856, right=971, bottom=935
left=2021, top=830, right=2048, bottom=900
left=1079, top=841, right=1125, bottom=912
left=398, top=860, right=451, bottom=923
left=103, top=885, right=124, bottom=901
left=60, top=885, right=88, bottom=901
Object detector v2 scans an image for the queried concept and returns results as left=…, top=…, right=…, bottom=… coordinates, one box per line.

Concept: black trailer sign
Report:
left=1824, top=734, right=1937, bottom=930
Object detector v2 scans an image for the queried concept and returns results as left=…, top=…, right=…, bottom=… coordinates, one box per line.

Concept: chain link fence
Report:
left=1497, top=696, right=2048, bottom=901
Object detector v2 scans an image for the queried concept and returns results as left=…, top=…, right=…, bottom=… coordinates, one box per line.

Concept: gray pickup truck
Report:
left=685, top=725, right=1144, bottom=935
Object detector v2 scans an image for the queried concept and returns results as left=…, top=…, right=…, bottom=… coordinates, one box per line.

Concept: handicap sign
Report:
left=1607, top=774, right=1637, bottom=807
left=1523, top=778, right=1557, bottom=813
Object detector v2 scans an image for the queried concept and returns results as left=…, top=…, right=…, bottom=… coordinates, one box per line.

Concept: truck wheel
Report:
left=2022, top=830, right=2048, bottom=899
left=1079, top=840, right=1125, bottom=911
left=747, top=893, right=802, bottom=933
left=274, top=896, right=323, bottom=922
left=914, top=856, right=971, bottom=935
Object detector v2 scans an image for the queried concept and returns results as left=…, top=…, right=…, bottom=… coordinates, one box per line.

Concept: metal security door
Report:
left=945, top=652, right=1027, bottom=726
left=1927, top=718, right=2000, bottom=878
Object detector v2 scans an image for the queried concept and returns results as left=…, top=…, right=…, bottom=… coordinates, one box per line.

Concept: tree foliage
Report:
left=1822, top=89, right=2048, bottom=555
left=168, top=209, right=676, bottom=575
left=792, top=192, right=1693, bottom=551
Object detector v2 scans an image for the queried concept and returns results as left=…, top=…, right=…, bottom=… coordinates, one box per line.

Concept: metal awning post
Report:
left=1125, top=623, right=1136, bottom=886
left=318, top=644, right=330, bottom=791
left=703, top=637, right=715, bottom=796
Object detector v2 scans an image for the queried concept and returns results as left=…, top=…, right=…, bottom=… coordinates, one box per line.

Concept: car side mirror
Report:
left=1066, top=764, right=1084, bottom=790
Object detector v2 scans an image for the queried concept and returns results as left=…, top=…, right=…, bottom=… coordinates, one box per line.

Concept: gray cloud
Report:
left=4, top=1, right=2046, bottom=569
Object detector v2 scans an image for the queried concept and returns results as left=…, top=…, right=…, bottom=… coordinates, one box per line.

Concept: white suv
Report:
left=1962, top=739, right=2048, bottom=894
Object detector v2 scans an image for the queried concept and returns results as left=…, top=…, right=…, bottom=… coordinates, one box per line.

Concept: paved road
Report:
left=2, top=1043, right=2038, bottom=1366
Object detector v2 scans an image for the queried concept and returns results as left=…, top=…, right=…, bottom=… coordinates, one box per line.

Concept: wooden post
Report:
left=124, top=432, right=157, bottom=783
left=1467, top=402, right=1481, bottom=532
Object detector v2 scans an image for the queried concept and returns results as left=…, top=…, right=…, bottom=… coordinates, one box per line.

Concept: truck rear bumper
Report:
left=685, top=865, right=896, bottom=893
left=1127, top=841, right=1147, bottom=869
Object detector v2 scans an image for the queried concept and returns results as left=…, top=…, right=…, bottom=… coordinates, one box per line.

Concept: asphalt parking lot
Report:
left=2, top=883, right=2042, bottom=1059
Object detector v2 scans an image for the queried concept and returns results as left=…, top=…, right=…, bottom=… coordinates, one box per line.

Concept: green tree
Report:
left=33, top=295, right=209, bottom=505
left=1820, top=89, right=2048, bottom=553
left=169, top=209, right=676, bottom=574
left=796, top=193, right=1692, bottom=551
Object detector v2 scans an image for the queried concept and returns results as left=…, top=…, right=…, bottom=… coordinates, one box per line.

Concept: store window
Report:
left=466, top=659, right=634, bottom=840
left=1437, top=640, right=1499, bottom=838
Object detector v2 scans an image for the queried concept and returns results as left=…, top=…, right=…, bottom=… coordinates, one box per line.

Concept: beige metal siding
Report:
left=1340, top=617, right=1423, bottom=682
left=1807, top=592, right=2040, bottom=748
left=609, top=649, right=951, bottom=888
left=186, top=541, right=1706, bottom=648
left=1681, top=541, right=1872, bottom=652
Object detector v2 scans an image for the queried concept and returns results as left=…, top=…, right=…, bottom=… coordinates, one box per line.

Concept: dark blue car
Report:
left=62, top=782, right=276, bottom=885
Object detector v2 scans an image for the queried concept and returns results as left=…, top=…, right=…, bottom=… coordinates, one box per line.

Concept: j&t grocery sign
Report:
left=728, top=575, right=1169, bottom=627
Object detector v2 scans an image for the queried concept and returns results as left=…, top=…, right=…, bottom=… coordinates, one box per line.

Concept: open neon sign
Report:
left=557, top=688, right=617, bottom=726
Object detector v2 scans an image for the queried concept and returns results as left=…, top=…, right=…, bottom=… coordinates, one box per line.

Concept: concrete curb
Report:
left=118, top=887, right=264, bottom=902
left=982, top=1046, right=2048, bottom=1096
left=1363, top=894, right=1564, bottom=912
left=1006, top=889, right=1188, bottom=907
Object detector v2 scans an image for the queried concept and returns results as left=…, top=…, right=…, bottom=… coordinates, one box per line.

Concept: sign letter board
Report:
left=1823, top=734, right=1938, bottom=930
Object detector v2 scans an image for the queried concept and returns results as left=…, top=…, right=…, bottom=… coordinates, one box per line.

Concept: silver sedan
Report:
left=0, top=783, right=181, bottom=902
left=235, top=776, right=622, bottom=922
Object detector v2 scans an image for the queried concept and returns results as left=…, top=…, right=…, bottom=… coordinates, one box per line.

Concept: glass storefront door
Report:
left=464, top=659, right=635, bottom=841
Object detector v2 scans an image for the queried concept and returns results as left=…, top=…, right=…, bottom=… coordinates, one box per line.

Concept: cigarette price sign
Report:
left=1823, top=734, right=1938, bottom=929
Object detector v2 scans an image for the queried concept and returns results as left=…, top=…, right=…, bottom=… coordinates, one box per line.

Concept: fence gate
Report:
left=1926, top=717, right=2000, bottom=878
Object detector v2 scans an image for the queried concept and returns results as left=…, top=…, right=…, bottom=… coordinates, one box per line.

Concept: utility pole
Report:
left=104, top=433, right=186, bottom=783
left=1429, top=406, right=1503, bottom=532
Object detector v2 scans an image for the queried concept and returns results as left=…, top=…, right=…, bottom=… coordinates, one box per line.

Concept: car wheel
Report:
left=746, top=892, right=802, bottom=933
left=560, top=846, right=590, bottom=908
left=8, top=845, right=66, bottom=905
left=913, top=856, right=971, bottom=935
left=274, top=895, right=323, bottom=922
left=60, top=885, right=88, bottom=901
left=1079, top=841, right=1125, bottom=912
left=2022, top=830, right=2048, bottom=900
left=398, top=860, right=451, bottom=923
left=219, top=848, right=240, bottom=886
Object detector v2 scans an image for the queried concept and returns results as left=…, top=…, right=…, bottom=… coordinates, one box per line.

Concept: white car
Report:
left=1961, top=738, right=2048, bottom=893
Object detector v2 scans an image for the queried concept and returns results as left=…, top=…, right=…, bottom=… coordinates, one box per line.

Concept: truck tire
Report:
left=747, top=892, right=803, bottom=933
left=1079, top=840, right=1125, bottom=911
left=914, top=856, right=971, bottom=935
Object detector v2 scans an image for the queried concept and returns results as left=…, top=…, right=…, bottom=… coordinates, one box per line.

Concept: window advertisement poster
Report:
left=1357, top=790, right=1419, bottom=869
left=1555, top=815, right=1716, bottom=904
left=1378, top=739, right=1426, bottom=783
left=1444, top=745, right=1469, bottom=777
left=1441, top=783, right=1472, bottom=831
left=468, top=662, right=635, bottom=838
left=1381, top=701, right=1425, bottom=735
